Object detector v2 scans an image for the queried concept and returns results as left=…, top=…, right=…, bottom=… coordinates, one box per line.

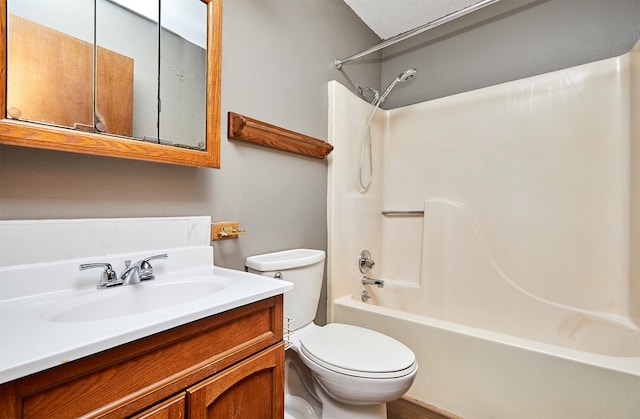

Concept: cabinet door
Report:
left=187, top=344, right=284, bottom=419
left=130, top=393, right=185, bottom=419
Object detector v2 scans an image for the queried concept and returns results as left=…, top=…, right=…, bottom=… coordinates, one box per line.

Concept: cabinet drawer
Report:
left=0, top=296, right=283, bottom=418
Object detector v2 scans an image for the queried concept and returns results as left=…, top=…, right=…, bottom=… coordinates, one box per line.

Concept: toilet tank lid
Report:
left=245, top=249, right=325, bottom=271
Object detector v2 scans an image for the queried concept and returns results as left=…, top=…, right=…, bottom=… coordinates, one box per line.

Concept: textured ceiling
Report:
left=342, top=0, right=485, bottom=40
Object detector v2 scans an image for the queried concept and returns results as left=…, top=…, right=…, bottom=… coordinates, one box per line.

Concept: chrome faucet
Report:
left=361, top=276, right=385, bottom=288
left=79, top=253, right=168, bottom=289
left=120, top=260, right=141, bottom=285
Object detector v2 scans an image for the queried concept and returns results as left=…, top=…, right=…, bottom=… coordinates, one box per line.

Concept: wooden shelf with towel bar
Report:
left=228, top=112, right=333, bottom=159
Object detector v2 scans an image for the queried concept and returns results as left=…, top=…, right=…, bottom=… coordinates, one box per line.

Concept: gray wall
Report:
left=380, top=0, right=640, bottom=109
left=0, top=0, right=381, bottom=323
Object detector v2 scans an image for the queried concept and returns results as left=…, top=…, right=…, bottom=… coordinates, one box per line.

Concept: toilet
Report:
left=246, top=249, right=417, bottom=419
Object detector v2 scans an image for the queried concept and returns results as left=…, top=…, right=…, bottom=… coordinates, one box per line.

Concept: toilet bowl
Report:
left=246, top=249, right=417, bottom=419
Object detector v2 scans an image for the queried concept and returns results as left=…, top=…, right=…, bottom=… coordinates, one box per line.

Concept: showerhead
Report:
left=376, top=68, right=417, bottom=107
left=398, top=68, right=417, bottom=82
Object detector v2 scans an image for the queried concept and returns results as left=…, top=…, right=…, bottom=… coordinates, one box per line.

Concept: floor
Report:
left=387, top=398, right=451, bottom=419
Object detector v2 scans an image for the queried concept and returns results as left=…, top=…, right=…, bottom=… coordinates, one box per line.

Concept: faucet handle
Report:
left=139, top=253, right=168, bottom=281
left=359, top=249, right=375, bottom=273
left=79, top=262, right=121, bottom=289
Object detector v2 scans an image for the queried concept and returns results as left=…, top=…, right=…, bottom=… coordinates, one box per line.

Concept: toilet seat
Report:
left=299, top=323, right=417, bottom=379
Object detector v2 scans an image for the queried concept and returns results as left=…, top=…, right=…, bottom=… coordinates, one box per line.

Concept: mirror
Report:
left=0, top=0, right=221, bottom=168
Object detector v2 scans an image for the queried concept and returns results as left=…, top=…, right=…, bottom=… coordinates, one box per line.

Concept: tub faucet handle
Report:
left=359, top=249, right=375, bottom=273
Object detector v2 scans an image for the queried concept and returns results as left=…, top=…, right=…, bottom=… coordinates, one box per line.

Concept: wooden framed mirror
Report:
left=0, top=0, right=221, bottom=168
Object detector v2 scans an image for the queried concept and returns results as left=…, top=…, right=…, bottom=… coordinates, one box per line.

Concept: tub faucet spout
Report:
left=362, top=276, right=385, bottom=288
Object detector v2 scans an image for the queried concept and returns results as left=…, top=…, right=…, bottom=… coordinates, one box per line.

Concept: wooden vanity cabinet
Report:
left=0, top=296, right=285, bottom=419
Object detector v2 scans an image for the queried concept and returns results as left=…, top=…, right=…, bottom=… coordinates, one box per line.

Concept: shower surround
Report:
left=327, top=42, right=639, bottom=417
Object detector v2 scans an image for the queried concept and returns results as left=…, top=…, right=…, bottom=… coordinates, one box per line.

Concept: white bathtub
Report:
left=327, top=45, right=640, bottom=418
left=333, top=294, right=640, bottom=418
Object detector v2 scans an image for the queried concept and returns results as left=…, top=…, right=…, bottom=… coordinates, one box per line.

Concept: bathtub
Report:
left=332, top=294, right=639, bottom=418
left=327, top=45, right=640, bottom=417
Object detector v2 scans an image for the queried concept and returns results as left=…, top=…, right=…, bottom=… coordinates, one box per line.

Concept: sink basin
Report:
left=41, top=276, right=230, bottom=322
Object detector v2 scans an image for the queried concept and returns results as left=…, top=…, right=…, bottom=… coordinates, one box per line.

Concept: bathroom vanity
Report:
left=0, top=218, right=293, bottom=418
left=0, top=296, right=284, bottom=418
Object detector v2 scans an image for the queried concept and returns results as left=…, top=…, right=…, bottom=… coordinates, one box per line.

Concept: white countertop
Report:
left=0, top=246, right=292, bottom=383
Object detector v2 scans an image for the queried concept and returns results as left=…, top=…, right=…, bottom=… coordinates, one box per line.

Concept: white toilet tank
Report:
left=246, top=249, right=325, bottom=331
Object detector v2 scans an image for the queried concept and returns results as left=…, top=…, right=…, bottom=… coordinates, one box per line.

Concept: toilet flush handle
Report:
left=274, top=272, right=283, bottom=279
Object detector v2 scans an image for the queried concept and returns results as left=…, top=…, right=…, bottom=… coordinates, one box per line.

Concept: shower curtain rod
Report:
left=334, top=0, right=501, bottom=69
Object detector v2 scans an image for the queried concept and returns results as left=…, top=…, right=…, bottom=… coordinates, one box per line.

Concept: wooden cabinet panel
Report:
left=187, top=343, right=285, bottom=419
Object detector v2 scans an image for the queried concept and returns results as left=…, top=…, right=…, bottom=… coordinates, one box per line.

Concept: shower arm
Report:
left=334, top=0, right=500, bottom=69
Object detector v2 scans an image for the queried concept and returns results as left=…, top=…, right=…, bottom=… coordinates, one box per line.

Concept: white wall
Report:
left=388, top=46, right=637, bottom=318
left=327, top=81, right=385, bottom=309
left=329, top=43, right=639, bottom=325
